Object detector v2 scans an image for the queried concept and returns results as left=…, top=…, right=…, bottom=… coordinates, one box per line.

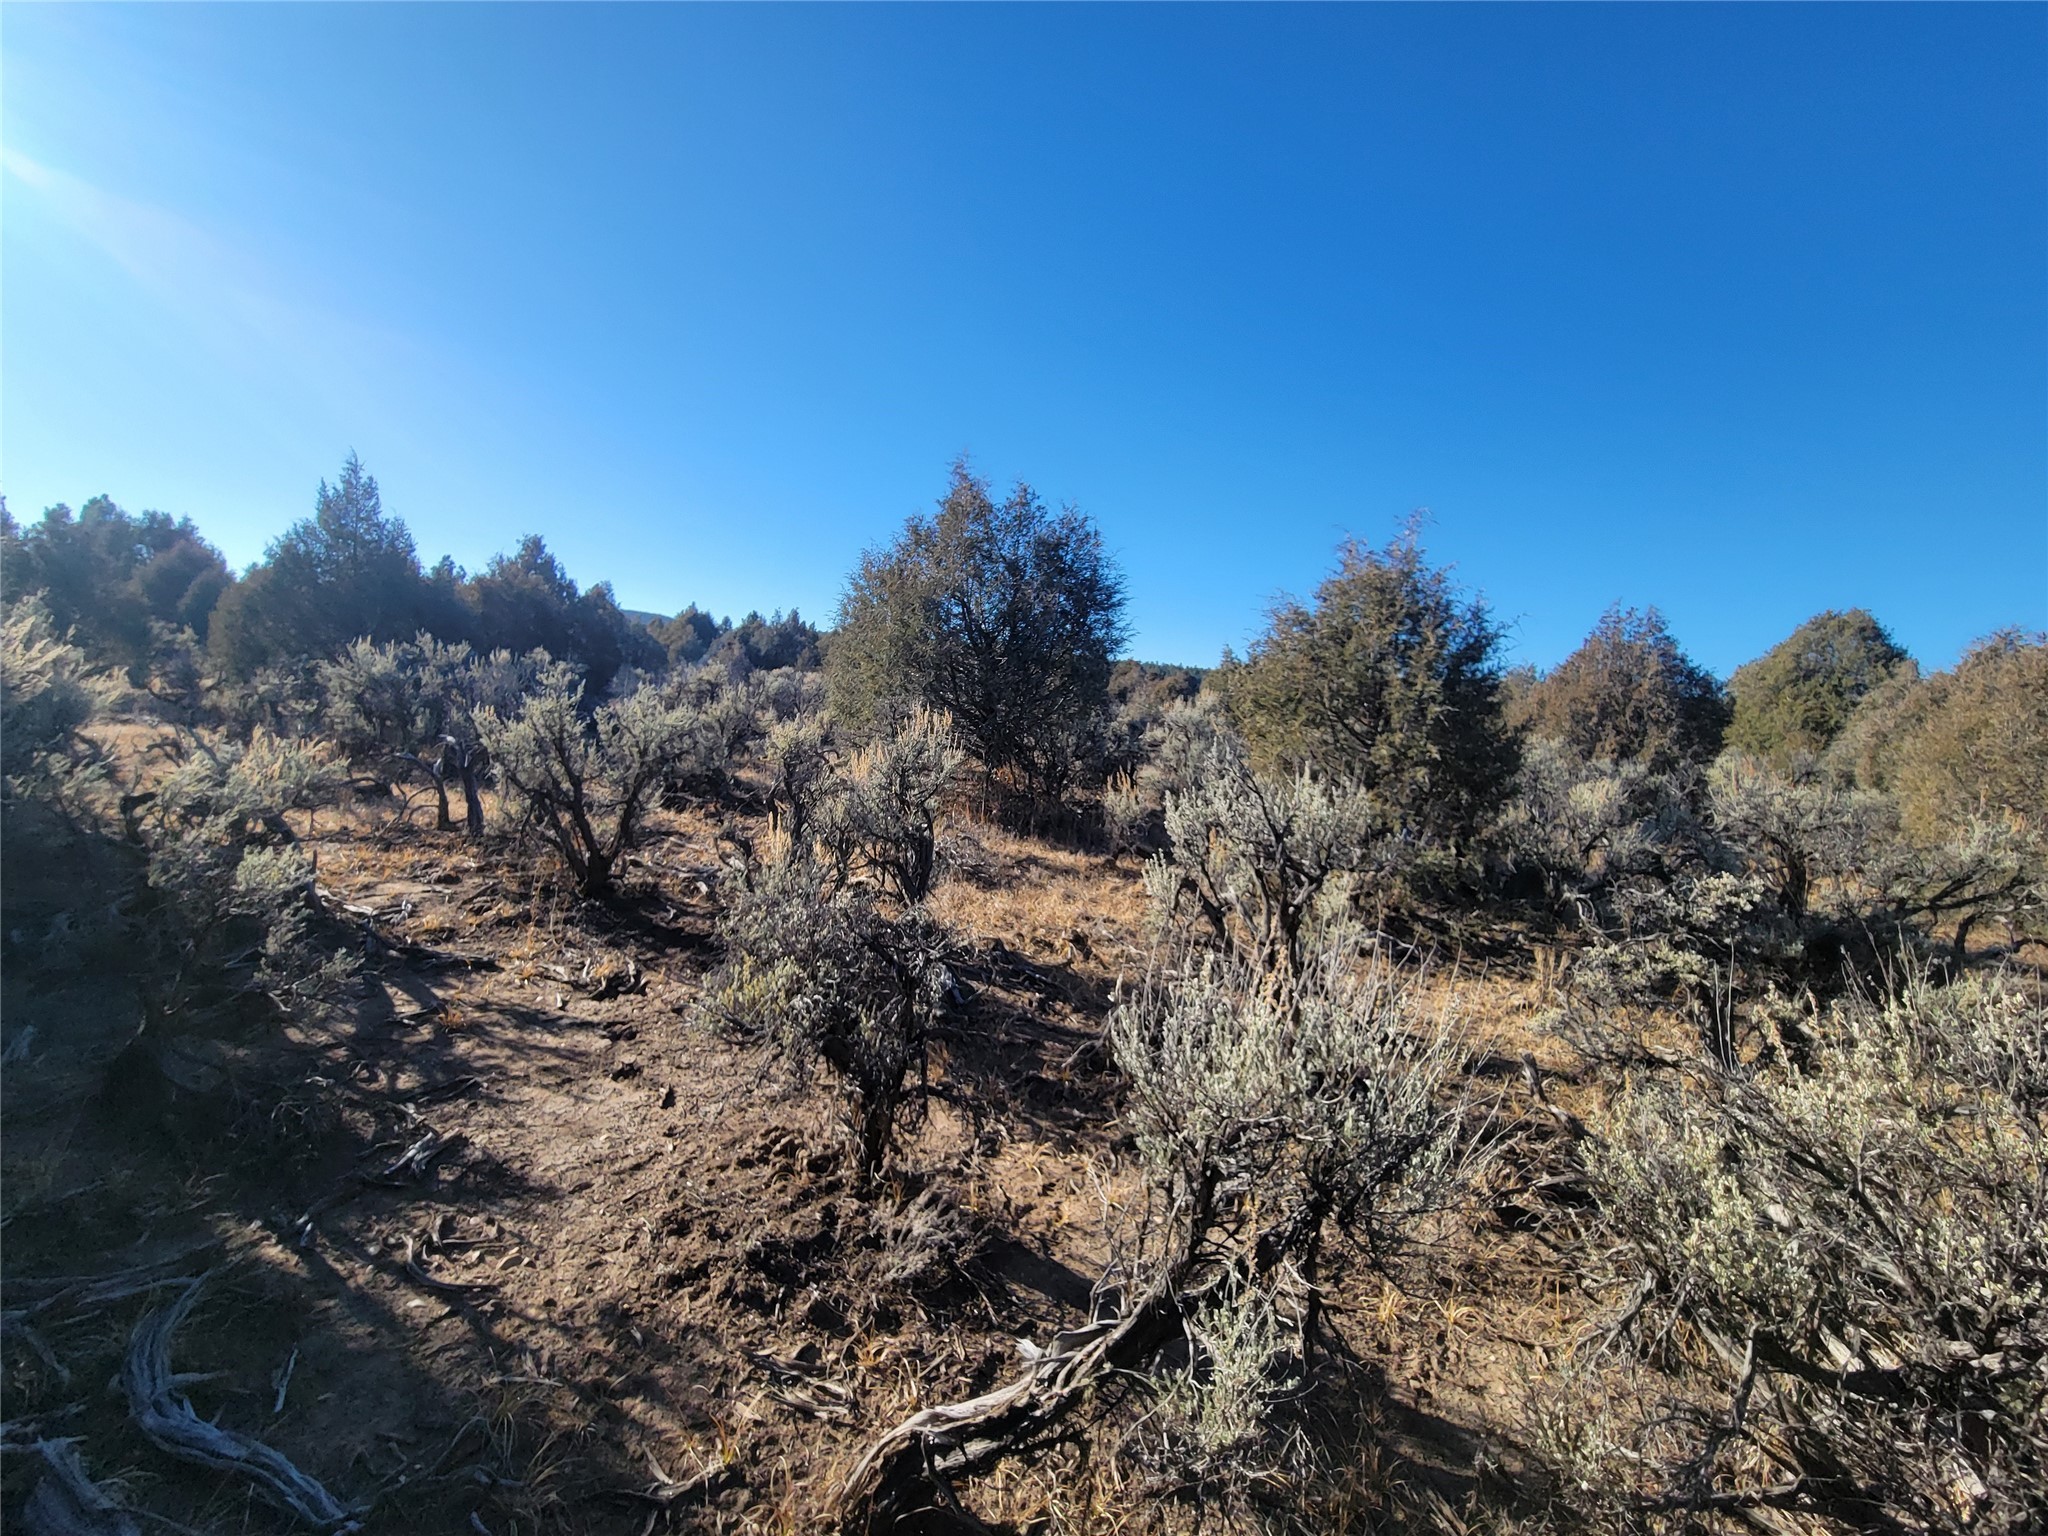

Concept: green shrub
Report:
left=1516, top=604, right=1727, bottom=773
left=1215, top=521, right=1516, bottom=853
left=828, top=460, right=1128, bottom=806
left=1726, top=608, right=1911, bottom=764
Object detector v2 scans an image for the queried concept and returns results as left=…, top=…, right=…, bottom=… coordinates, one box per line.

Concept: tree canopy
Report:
left=827, top=460, right=1128, bottom=804
left=1727, top=608, right=1911, bottom=763
left=1517, top=604, right=1727, bottom=772
left=2, top=495, right=231, bottom=671
left=210, top=453, right=431, bottom=675
left=1214, top=522, right=1516, bottom=851
left=1832, top=627, right=2047, bottom=845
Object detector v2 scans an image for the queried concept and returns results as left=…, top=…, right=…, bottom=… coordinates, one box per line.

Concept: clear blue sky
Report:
left=4, top=3, right=2043, bottom=674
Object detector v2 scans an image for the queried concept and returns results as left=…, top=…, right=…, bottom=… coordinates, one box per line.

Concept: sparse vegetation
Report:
left=5, top=459, right=2042, bottom=1536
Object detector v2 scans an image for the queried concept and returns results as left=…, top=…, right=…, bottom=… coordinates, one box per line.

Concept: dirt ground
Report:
left=2, top=791, right=1600, bottom=1534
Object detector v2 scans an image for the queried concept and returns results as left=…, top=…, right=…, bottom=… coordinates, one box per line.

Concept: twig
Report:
left=295, top=1128, right=466, bottom=1245
left=401, top=1236, right=499, bottom=1297
left=273, top=1346, right=299, bottom=1415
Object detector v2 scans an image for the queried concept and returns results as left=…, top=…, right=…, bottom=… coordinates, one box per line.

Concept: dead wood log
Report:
left=122, top=1280, right=360, bottom=1531
left=837, top=1284, right=1189, bottom=1536
left=17, top=1437, right=142, bottom=1536
left=9, top=1240, right=223, bottom=1315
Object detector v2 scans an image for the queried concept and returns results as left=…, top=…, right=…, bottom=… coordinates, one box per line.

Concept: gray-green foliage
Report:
left=1111, top=940, right=1464, bottom=1288
left=710, top=857, right=953, bottom=1189
left=479, top=677, right=696, bottom=898
left=1706, top=751, right=1892, bottom=924
left=217, top=661, right=325, bottom=742
left=763, top=714, right=836, bottom=852
left=1, top=595, right=110, bottom=811
left=819, top=710, right=962, bottom=903
left=1108, top=935, right=1467, bottom=1491
left=1818, top=631, right=2047, bottom=949
left=1144, top=731, right=1384, bottom=977
left=1709, top=750, right=2042, bottom=967
left=1140, top=693, right=1232, bottom=802
left=653, top=661, right=773, bottom=799
left=1501, top=737, right=1693, bottom=910
left=1551, top=972, right=2048, bottom=1534
left=141, top=620, right=208, bottom=717
left=314, top=632, right=494, bottom=769
left=1114, top=742, right=1470, bottom=1499
left=1095, top=693, right=1231, bottom=858
left=1537, top=742, right=2041, bottom=1076
left=136, top=732, right=356, bottom=1005
left=1144, top=1277, right=1296, bottom=1488
left=756, top=666, right=827, bottom=724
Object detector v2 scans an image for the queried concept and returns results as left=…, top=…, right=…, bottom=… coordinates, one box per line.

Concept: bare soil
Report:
left=2, top=796, right=1597, bottom=1533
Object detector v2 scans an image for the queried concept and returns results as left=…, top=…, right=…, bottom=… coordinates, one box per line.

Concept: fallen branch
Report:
left=400, top=1235, right=498, bottom=1297
left=362, top=1129, right=466, bottom=1187
left=1, top=1313, right=71, bottom=1388
left=10, top=1239, right=224, bottom=1315
left=18, top=1437, right=142, bottom=1536
left=123, top=1279, right=360, bottom=1531
left=399, top=1076, right=480, bottom=1106
left=294, top=1129, right=466, bottom=1245
left=745, top=1347, right=857, bottom=1420
left=838, top=1283, right=1189, bottom=1535
left=625, top=1447, right=739, bottom=1513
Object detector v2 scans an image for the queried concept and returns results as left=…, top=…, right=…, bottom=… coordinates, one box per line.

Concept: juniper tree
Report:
left=209, top=454, right=431, bottom=676
left=828, top=460, right=1128, bottom=807
left=1517, top=603, right=1727, bottom=772
left=1727, top=608, right=1911, bottom=764
left=1215, top=520, right=1516, bottom=852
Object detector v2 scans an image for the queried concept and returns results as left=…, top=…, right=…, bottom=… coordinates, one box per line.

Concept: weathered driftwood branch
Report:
left=399, top=1234, right=498, bottom=1297
left=9, top=1239, right=223, bottom=1316
left=122, top=1279, right=360, bottom=1531
left=837, top=1284, right=1190, bottom=1536
left=17, top=1437, right=142, bottom=1536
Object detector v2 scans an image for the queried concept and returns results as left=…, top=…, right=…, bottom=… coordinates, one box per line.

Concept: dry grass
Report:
left=931, top=820, right=1151, bottom=975
left=7, top=730, right=1819, bottom=1536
